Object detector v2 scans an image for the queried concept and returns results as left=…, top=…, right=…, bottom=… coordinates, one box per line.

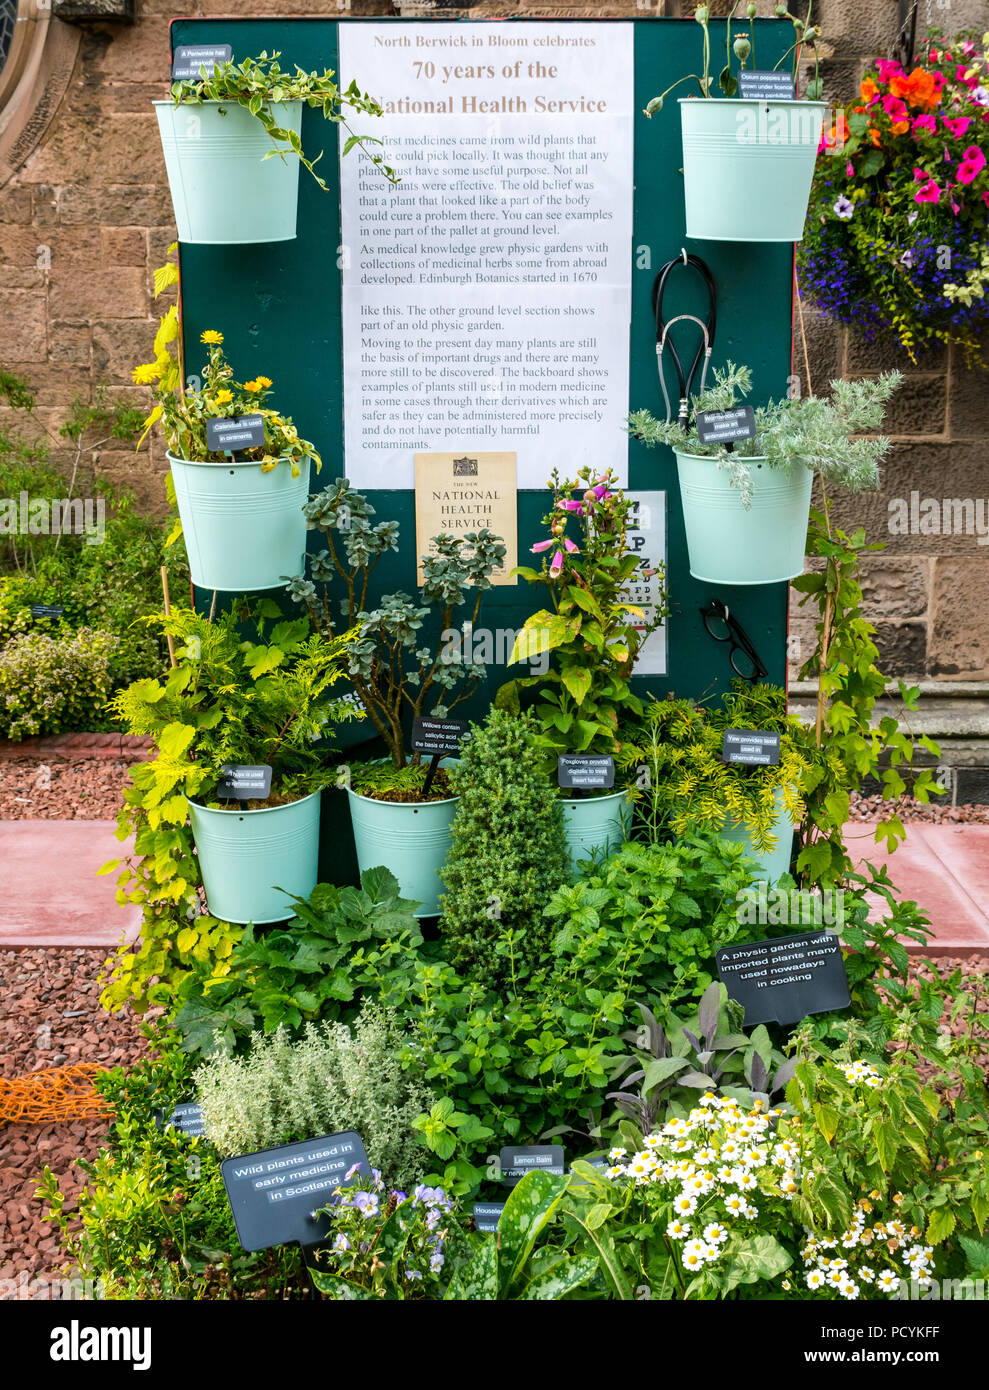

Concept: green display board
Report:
left=171, top=16, right=796, bottom=729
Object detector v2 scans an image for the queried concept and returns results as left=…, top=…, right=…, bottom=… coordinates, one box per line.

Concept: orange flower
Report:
left=889, top=67, right=941, bottom=111
left=869, top=127, right=882, bottom=147
left=860, top=77, right=879, bottom=104
left=890, top=120, right=909, bottom=135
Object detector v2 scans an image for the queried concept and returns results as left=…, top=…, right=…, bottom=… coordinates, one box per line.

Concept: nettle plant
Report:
left=629, top=362, right=902, bottom=508
left=285, top=478, right=505, bottom=783
left=501, top=467, right=668, bottom=763
left=135, top=325, right=321, bottom=480
left=169, top=51, right=395, bottom=189
left=644, top=1, right=824, bottom=113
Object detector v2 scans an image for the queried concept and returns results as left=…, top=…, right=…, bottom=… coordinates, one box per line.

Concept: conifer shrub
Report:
left=439, top=708, right=570, bottom=986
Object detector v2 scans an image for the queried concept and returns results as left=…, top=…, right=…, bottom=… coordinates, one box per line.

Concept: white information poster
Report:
left=626, top=491, right=668, bottom=677
left=338, top=22, right=634, bottom=488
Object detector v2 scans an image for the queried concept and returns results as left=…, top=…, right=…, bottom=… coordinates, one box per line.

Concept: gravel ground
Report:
left=0, top=758, right=133, bottom=822
left=0, top=948, right=145, bottom=1294
left=849, top=790, right=989, bottom=825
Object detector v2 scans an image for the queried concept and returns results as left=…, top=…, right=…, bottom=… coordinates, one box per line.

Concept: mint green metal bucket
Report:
left=675, top=451, right=813, bottom=585
left=561, top=790, right=630, bottom=866
left=154, top=100, right=302, bottom=245
left=168, top=452, right=309, bottom=593
left=679, top=98, right=826, bottom=242
left=188, top=791, right=321, bottom=925
left=347, top=788, right=458, bottom=918
left=718, top=790, right=795, bottom=885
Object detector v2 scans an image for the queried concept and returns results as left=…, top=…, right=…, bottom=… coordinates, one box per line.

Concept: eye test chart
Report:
left=338, top=21, right=634, bottom=489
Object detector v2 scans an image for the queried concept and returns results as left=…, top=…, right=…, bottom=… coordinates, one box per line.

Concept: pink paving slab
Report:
left=0, top=820, right=140, bottom=949
left=851, top=821, right=989, bottom=958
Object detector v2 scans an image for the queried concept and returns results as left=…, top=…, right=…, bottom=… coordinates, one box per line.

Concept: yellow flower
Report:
left=213, top=389, right=234, bottom=405
left=132, top=362, right=161, bottom=385
left=200, top=330, right=224, bottom=345
left=244, top=375, right=272, bottom=392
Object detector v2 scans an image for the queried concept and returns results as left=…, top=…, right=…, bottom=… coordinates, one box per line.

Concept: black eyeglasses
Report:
left=700, top=599, right=768, bottom=684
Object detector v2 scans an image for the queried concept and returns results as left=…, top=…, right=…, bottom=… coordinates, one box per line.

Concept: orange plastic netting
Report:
left=0, top=1064, right=111, bottom=1125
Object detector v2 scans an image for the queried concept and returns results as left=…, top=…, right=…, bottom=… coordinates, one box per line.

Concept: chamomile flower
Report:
left=666, top=1220, right=691, bottom=1241
left=806, top=1269, right=826, bottom=1290
left=695, top=1146, right=717, bottom=1165
left=608, top=1147, right=626, bottom=1161
left=606, top=1165, right=626, bottom=1180
left=877, top=1270, right=900, bottom=1293
left=724, top=1194, right=747, bottom=1217
left=685, top=1172, right=715, bottom=1196
left=839, top=1279, right=860, bottom=1300
left=704, top=1223, right=728, bottom=1244
left=681, top=1246, right=708, bottom=1272
left=673, top=1193, right=698, bottom=1217
left=741, top=1202, right=759, bottom=1219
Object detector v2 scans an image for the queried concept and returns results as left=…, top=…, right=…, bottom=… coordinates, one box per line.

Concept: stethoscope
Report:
left=652, top=250, right=717, bottom=427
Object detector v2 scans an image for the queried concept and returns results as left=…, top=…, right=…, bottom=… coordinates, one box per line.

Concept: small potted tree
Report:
left=285, top=480, right=506, bottom=916
left=136, top=327, right=321, bottom=594
left=644, top=3, right=828, bottom=242
left=107, top=602, right=357, bottom=925
left=629, top=362, right=901, bottom=586
left=500, top=467, right=668, bottom=864
left=155, top=51, right=393, bottom=244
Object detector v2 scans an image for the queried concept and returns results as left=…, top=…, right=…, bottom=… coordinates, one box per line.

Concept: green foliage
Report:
left=172, top=866, right=424, bottom=1053
left=169, top=50, right=395, bottom=188
left=616, top=682, right=808, bottom=855
left=0, top=625, right=117, bottom=739
left=439, top=709, right=571, bottom=986
left=785, top=1023, right=989, bottom=1252
left=38, top=1032, right=301, bottom=1299
left=194, top=1005, right=434, bottom=1190
left=629, top=361, right=901, bottom=508
left=286, top=477, right=506, bottom=772
left=792, top=510, right=942, bottom=885
left=0, top=372, right=186, bottom=705
left=99, top=603, right=357, bottom=1014
left=501, top=466, right=668, bottom=761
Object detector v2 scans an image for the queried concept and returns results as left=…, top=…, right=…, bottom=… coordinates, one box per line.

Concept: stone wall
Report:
left=0, top=0, right=985, bottom=678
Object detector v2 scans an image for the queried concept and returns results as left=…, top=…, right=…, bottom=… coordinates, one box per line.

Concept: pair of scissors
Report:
left=652, top=251, right=718, bottom=427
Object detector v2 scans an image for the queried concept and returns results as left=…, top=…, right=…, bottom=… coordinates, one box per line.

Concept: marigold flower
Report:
left=244, top=376, right=273, bottom=392
left=213, top=389, right=234, bottom=405
left=200, top=330, right=224, bottom=345
left=132, top=363, right=160, bottom=385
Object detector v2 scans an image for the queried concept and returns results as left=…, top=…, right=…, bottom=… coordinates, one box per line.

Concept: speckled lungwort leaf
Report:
left=498, top=1170, right=570, bottom=1293
left=444, top=1234, right=499, bottom=1301
left=520, top=1254, right=599, bottom=1300
left=311, top=1270, right=375, bottom=1300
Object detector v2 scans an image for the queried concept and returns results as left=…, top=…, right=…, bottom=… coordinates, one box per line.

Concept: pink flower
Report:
left=883, top=94, right=908, bottom=121
left=531, top=539, right=554, bottom=553
left=549, top=550, right=564, bottom=578
left=912, top=114, right=937, bottom=134
left=913, top=165, right=929, bottom=180
left=956, top=65, right=978, bottom=89
left=957, top=147, right=986, bottom=184
left=942, top=115, right=972, bottom=138
left=914, top=179, right=941, bottom=202
left=563, top=537, right=579, bottom=554
left=558, top=499, right=585, bottom=514
left=982, top=190, right=989, bottom=208
left=876, top=59, right=902, bottom=83
left=846, top=160, right=855, bottom=176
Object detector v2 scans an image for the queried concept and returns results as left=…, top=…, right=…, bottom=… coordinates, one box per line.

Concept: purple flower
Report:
left=833, top=195, right=855, bottom=219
